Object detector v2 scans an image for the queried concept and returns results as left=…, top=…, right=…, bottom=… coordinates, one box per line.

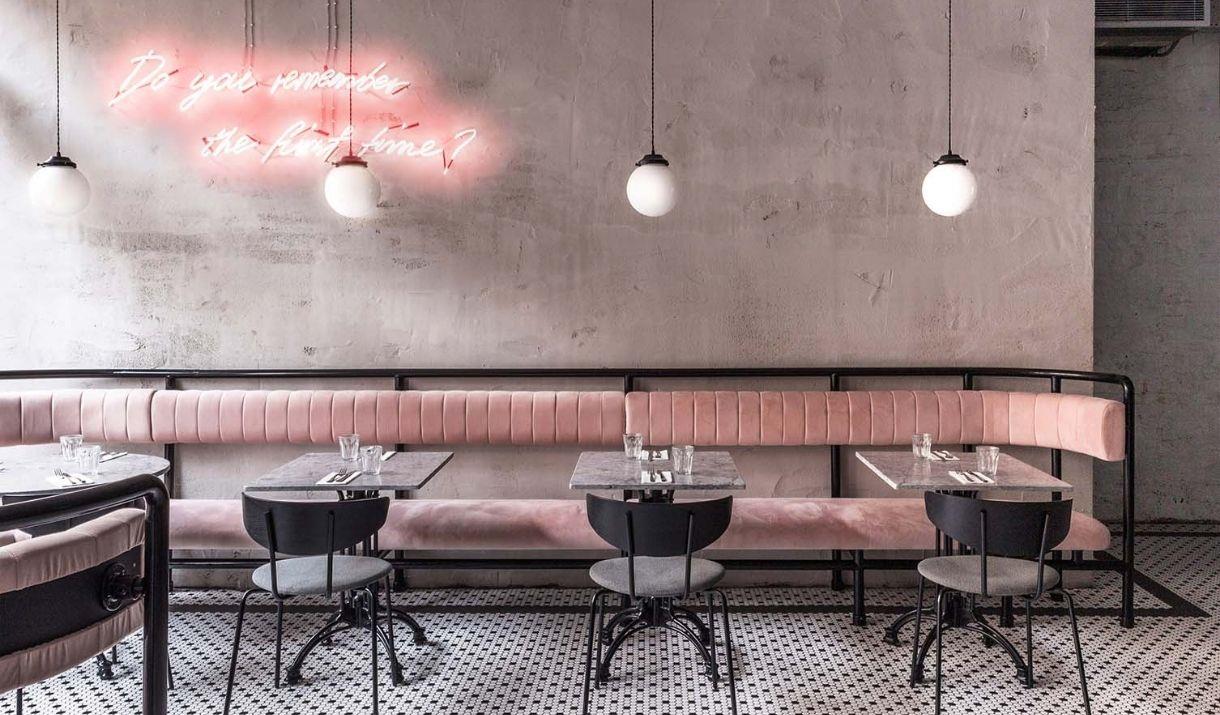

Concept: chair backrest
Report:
left=924, top=492, right=1073, bottom=597
left=924, top=492, right=1073, bottom=559
left=586, top=495, right=733, bottom=557
left=241, top=493, right=388, bottom=557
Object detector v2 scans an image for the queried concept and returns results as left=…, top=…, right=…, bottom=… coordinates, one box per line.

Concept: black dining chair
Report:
left=581, top=494, right=738, bottom=715
left=224, top=493, right=397, bottom=715
left=912, top=492, right=1091, bottom=715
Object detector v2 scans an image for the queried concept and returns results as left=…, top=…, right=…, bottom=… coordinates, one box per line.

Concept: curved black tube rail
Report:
left=0, top=366, right=1135, bottom=628
left=0, top=474, right=171, bottom=714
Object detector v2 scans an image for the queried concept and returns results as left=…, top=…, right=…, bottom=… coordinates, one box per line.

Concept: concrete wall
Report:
left=1095, top=22, right=1220, bottom=521
left=0, top=1, right=1099, bottom=577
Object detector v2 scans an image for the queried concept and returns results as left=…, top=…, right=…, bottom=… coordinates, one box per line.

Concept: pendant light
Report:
left=324, top=0, right=380, bottom=218
left=626, top=0, right=676, bottom=218
left=29, top=0, right=90, bottom=218
left=921, top=0, right=977, bottom=218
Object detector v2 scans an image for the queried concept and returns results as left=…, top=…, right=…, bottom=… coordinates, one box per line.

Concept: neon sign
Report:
left=107, top=48, right=482, bottom=176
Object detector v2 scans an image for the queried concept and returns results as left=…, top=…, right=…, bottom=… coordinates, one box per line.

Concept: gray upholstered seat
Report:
left=917, top=555, right=1060, bottom=597
left=251, top=555, right=392, bottom=596
left=589, top=556, right=725, bottom=597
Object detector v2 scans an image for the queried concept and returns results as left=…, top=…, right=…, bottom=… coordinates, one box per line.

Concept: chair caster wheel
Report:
left=412, top=632, right=429, bottom=645
left=285, top=669, right=303, bottom=686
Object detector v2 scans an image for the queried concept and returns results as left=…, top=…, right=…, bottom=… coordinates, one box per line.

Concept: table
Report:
left=245, top=451, right=453, bottom=494
left=245, top=450, right=453, bottom=686
left=856, top=449, right=1072, bottom=686
left=569, top=449, right=745, bottom=503
left=0, top=452, right=171, bottom=499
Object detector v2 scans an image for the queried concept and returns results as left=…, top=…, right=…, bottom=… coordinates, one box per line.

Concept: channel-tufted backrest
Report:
left=624, top=390, right=1126, bottom=461
left=147, top=390, right=625, bottom=446
left=0, top=390, right=156, bottom=446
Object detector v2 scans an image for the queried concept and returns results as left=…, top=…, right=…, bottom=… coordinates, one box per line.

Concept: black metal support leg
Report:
left=713, top=590, right=739, bottom=715
left=1024, top=597, right=1034, bottom=686
left=1001, top=596, right=1015, bottom=628
left=852, top=550, right=866, bottom=626
left=14, top=688, right=21, bottom=715
left=223, top=589, right=256, bottom=715
left=274, top=600, right=285, bottom=688
left=581, top=590, right=605, bottom=715
left=366, top=589, right=379, bottom=715
left=934, top=590, right=945, bottom=715
left=705, top=593, right=720, bottom=687
left=909, top=577, right=926, bottom=685
left=1063, top=590, right=1093, bottom=715
left=383, top=577, right=403, bottom=685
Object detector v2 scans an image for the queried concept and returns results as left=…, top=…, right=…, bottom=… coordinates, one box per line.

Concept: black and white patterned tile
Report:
left=4, top=530, right=1217, bottom=714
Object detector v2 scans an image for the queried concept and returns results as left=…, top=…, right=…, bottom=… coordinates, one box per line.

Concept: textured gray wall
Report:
left=0, top=0, right=1098, bottom=583
left=1095, top=25, right=1220, bottom=522
left=0, top=0, right=1094, bottom=370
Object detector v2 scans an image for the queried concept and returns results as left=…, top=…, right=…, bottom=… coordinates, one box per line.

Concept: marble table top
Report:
left=569, top=450, right=745, bottom=491
left=245, top=451, right=454, bottom=493
left=855, top=450, right=1072, bottom=493
left=0, top=452, right=170, bottom=498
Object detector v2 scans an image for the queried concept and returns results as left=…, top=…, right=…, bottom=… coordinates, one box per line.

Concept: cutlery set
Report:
left=100, top=451, right=129, bottom=463
left=317, top=470, right=363, bottom=486
left=49, top=468, right=96, bottom=487
left=948, top=470, right=994, bottom=485
left=928, top=450, right=959, bottom=461
left=640, top=470, right=674, bottom=485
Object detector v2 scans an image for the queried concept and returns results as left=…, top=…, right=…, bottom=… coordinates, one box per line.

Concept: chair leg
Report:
left=852, top=550, right=867, bottom=627
left=1062, top=590, right=1092, bottom=715
left=383, top=576, right=400, bottom=685
left=705, top=592, right=720, bottom=687
left=274, top=599, right=285, bottom=689
left=910, top=577, right=926, bottom=686
left=593, top=591, right=607, bottom=688
left=934, top=589, right=946, bottom=715
left=1024, top=597, right=1034, bottom=686
left=582, top=590, right=604, bottom=715
left=223, top=589, right=257, bottom=715
left=15, top=688, right=21, bottom=715
left=713, top=590, right=738, bottom=715
left=367, top=588, right=379, bottom=715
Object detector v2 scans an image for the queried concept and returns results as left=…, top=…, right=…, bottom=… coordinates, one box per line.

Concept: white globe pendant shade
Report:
left=324, top=155, right=381, bottom=218
left=921, top=154, right=977, bottom=217
left=626, top=154, right=676, bottom=218
left=29, top=155, right=90, bottom=217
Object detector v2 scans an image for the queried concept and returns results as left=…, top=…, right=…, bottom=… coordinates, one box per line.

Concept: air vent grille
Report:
left=1097, top=0, right=1211, bottom=27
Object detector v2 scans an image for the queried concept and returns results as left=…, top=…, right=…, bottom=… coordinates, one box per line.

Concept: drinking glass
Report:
left=360, top=445, right=384, bottom=475
left=671, top=445, right=695, bottom=475
left=77, top=444, right=102, bottom=476
left=339, top=434, right=361, bottom=462
left=912, top=433, right=933, bottom=459
left=977, top=446, right=1000, bottom=476
left=623, top=433, right=644, bottom=460
left=60, top=434, right=84, bottom=463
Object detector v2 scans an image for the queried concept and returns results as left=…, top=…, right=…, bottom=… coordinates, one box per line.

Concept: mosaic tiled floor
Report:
left=5, top=525, right=1218, bottom=714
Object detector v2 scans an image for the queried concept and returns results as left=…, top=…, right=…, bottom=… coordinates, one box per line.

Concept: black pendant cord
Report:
left=347, top=0, right=354, bottom=157
left=649, top=0, right=655, bottom=156
left=54, top=0, right=62, bottom=157
left=947, top=0, right=952, bottom=155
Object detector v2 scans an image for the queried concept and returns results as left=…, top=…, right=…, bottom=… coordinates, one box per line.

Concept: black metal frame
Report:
left=0, top=475, right=171, bottom=715
left=0, top=366, right=1137, bottom=628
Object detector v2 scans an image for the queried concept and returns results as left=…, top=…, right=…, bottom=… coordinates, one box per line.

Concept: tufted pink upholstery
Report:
left=625, top=390, right=1126, bottom=462
left=0, top=390, right=155, bottom=446
left=149, top=390, right=625, bottom=446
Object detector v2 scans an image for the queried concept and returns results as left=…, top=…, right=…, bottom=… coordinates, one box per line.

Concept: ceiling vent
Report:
left=1096, top=1, right=1212, bottom=57
left=1097, top=0, right=1211, bottom=28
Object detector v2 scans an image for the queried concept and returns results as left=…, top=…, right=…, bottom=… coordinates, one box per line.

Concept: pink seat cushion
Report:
left=375, top=497, right=1111, bottom=553
left=170, top=497, right=1111, bottom=554
left=170, top=499, right=260, bottom=551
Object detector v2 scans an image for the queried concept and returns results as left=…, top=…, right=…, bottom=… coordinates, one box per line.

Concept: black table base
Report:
left=898, top=591, right=1030, bottom=687
left=592, top=595, right=722, bottom=686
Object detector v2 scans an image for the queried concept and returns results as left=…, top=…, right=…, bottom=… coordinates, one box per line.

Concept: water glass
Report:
left=671, top=445, right=695, bottom=475
left=623, top=433, right=644, bottom=460
left=977, top=446, right=1001, bottom=476
left=77, top=444, right=102, bottom=476
left=60, top=434, right=84, bottom=463
left=912, top=433, right=933, bottom=459
left=360, top=445, right=384, bottom=475
left=339, top=434, right=361, bottom=462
